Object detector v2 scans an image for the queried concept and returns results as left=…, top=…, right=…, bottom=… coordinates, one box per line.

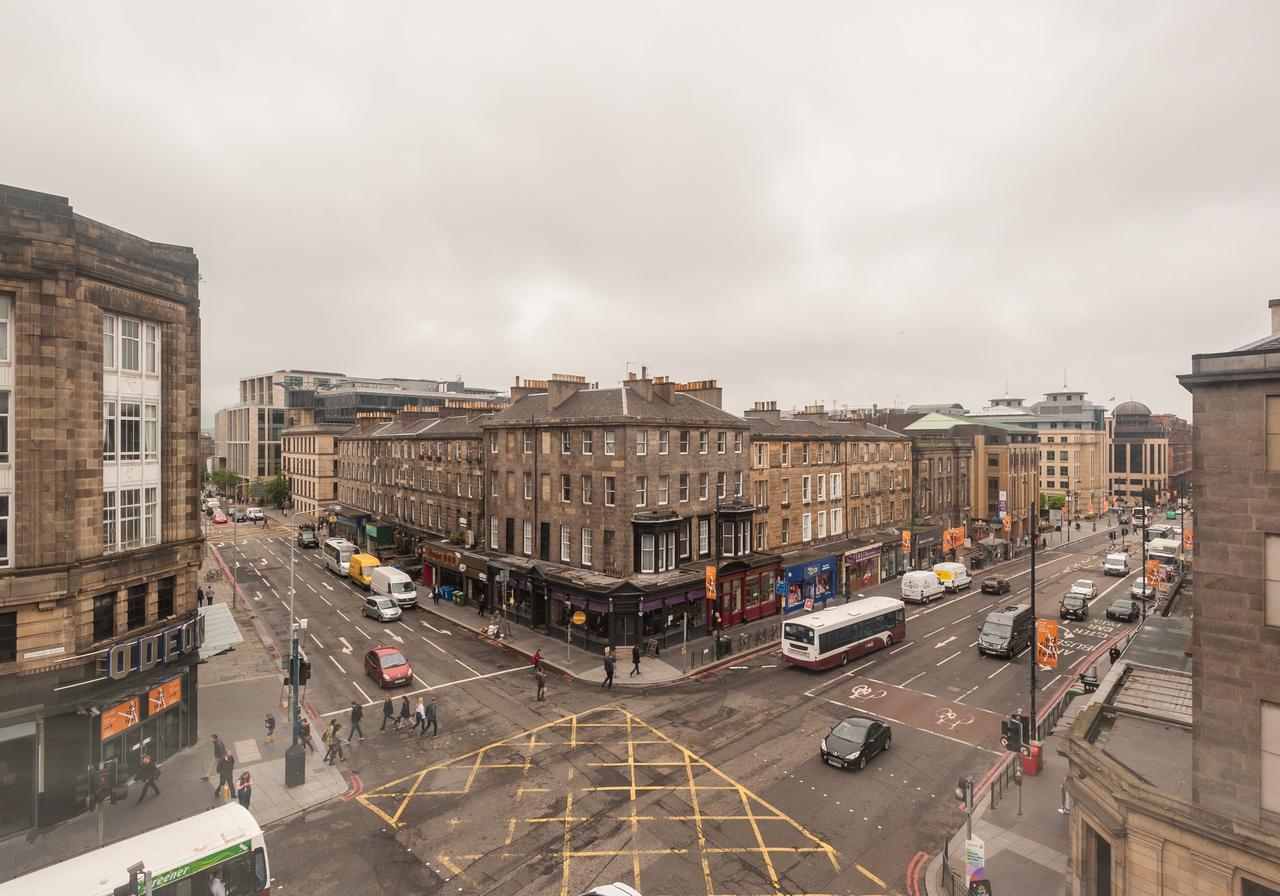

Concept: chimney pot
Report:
left=1270, top=298, right=1280, bottom=335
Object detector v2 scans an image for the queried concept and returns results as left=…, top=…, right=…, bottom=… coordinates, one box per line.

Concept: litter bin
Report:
left=716, top=636, right=732, bottom=659
left=440, top=586, right=454, bottom=602
left=1022, top=742, right=1042, bottom=776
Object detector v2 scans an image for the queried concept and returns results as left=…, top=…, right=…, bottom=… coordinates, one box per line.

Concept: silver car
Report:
left=362, top=596, right=402, bottom=623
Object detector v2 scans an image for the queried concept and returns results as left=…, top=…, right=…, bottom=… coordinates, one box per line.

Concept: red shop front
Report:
left=711, top=557, right=782, bottom=630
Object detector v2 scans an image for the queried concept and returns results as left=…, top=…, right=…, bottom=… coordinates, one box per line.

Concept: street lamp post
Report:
left=285, top=511, right=313, bottom=787
left=1029, top=451, right=1040, bottom=743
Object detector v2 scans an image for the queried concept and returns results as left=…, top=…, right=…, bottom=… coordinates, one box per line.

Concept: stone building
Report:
left=1106, top=401, right=1170, bottom=507
left=1058, top=300, right=1280, bottom=895
left=281, top=422, right=346, bottom=516
left=1150, top=412, right=1193, bottom=499
left=905, top=433, right=972, bottom=567
left=743, top=402, right=911, bottom=600
left=0, top=185, right=205, bottom=833
left=481, top=373, right=779, bottom=651
left=334, top=403, right=492, bottom=600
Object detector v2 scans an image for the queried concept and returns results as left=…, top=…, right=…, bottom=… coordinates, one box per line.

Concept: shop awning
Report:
left=199, top=603, right=245, bottom=660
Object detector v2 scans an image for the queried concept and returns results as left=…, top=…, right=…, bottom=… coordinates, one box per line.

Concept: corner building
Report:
left=481, top=373, right=780, bottom=652
left=0, top=186, right=204, bottom=833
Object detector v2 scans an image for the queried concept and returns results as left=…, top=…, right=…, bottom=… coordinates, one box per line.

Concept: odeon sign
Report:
left=99, top=616, right=205, bottom=680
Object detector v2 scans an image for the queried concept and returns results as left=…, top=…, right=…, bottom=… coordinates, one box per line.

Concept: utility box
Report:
left=285, top=743, right=307, bottom=787
left=1022, top=742, right=1042, bottom=777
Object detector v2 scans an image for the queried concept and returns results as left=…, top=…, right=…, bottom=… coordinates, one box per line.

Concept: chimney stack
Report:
left=744, top=400, right=781, bottom=424
left=653, top=375, right=674, bottom=403
left=548, top=373, right=591, bottom=411
left=674, top=379, right=722, bottom=409
left=511, top=376, right=549, bottom=403
left=1271, top=298, right=1280, bottom=335
left=626, top=368, right=654, bottom=402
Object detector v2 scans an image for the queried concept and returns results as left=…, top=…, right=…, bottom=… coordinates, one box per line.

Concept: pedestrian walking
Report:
left=630, top=644, right=641, bottom=677
left=602, top=655, right=614, bottom=689
left=431, top=587, right=440, bottom=605
left=323, top=721, right=344, bottom=765
left=419, top=696, right=438, bottom=738
left=264, top=713, right=276, bottom=744
left=236, top=772, right=252, bottom=810
left=531, top=649, right=542, bottom=671
left=348, top=700, right=365, bottom=742
left=397, top=696, right=411, bottom=731
left=535, top=666, right=546, bottom=701
left=381, top=695, right=394, bottom=732
left=214, top=751, right=236, bottom=801
left=134, top=753, right=161, bottom=804
left=208, top=733, right=226, bottom=780
left=298, top=716, right=314, bottom=752
left=412, top=697, right=426, bottom=735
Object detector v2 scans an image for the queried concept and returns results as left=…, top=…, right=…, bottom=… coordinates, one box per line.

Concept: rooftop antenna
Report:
left=1063, top=369, right=1068, bottom=389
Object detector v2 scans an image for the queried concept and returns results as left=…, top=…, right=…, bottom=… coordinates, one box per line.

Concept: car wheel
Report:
left=841, top=651, right=849, bottom=666
left=883, top=732, right=891, bottom=751
left=856, top=754, right=867, bottom=770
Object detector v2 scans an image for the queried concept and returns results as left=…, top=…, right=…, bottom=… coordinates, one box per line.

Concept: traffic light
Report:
left=298, top=656, right=311, bottom=686
left=95, top=770, right=113, bottom=805
left=1001, top=718, right=1023, bottom=754
left=75, top=767, right=94, bottom=810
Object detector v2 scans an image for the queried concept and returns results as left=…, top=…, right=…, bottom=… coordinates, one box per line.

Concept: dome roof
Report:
left=1113, top=400, right=1151, bottom=417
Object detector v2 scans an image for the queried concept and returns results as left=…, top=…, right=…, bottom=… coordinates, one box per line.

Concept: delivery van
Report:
left=901, top=570, right=945, bottom=604
left=371, top=566, right=418, bottom=608
left=322, top=538, right=357, bottom=575
left=1103, top=552, right=1130, bottom=576
left=932, top=562, right=972, bottom=593
left=347, top=553, right=382, bottom=589
left=977, top=604, right=1034, bottom=659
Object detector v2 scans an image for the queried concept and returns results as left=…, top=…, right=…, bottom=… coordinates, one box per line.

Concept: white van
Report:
left=932, top=562, right=972, bottom=593
left=370, top=567, right=418, bottom=608
left=1103, top=552, right=1130, bottom=576
left=322, top=538, right=357, bottom=576
left=901, top=570, right=945, bottom=604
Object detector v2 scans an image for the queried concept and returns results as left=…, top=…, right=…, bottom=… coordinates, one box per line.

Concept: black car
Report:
left=1059, top=593, right=1089, bottom=621
left=233, top=509, right=249, bottom=522
left=820, top=715, right=891, bottom=770
left=296, top=526, right=319, bottom=549
left=1106, top=598, right=1141, bottom=622
left=980, top=577, right=1010, bottom=595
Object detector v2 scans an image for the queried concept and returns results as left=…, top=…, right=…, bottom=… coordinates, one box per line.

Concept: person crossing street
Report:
left=347, top=700, right=365, bottom=742
left=602, top=654, right=615, bottom=689
left=381, top=695, right=394, bottom=732
left=419, top=696, right=438, bottom=739
left=134, top=754, right=161, bottom=804
left=630, top=643, right=641, bottom=677
left=535, top=665, right=547, bottom=701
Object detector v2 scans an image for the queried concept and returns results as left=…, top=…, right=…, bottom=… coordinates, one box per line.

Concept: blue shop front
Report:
left=781, top=554, right=837, bottom=614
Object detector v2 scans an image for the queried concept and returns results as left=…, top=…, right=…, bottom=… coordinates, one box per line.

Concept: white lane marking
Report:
left=413, top=673, right=433, bottom=689
left=309, top=633, right=325, bottom=649
left=422, top=636, right=448, bottom=654
left=954, top=613, right=971, bottom=622
left=397, top=621, right=414, bottom=631
left=306, top=583, right=317, bottom=593
left=354, top=626, right=371, bottom=639
left=955, top=685, right=979, bottom=703
left=888, top=642, right=912, bottom=655
left=760, top=664, right=777, bottom=669
left=455, top=658, right=481, bottom=676
left=337, top=637, right=353, bottom=654
left=969, top=640, right=979, bottom=647
left=327, top=655, right=345, bottom=672
left=318, top=595, right=332, bottom=606
left=936, top=651, right=961, bottom=667
left=802, top=659, right=876, bottom=698
left=422, top=621, right=450, bottom=635
left=318, top=666, right=528, bottom=714
left=1041, top=673, right=1063, bottom=691
left=924, top=626, right=947, bottom=639
left=729, top=665, right=749, bottom=670
left=934, top=636, right=956, bottom=649
left=822, top=698, right=1000, bottom=755
left=900, top=671, right=926, bottom=687
left=988, top=664, right=1009, bottom=679
left=351, top=680, right=373, bottom=704
left=384, top=628, right=404, bottom=644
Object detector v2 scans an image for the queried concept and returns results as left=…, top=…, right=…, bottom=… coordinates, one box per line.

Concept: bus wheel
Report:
left=841, top=651, right=849, bottom=666
left=884, top=634, right=893, bottom=647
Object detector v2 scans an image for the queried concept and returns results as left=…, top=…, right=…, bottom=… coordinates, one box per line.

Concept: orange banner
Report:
left=1002, top=515, right=1012, bottom=532
left=1183, top=528, right=1194, bottom=550
left=901, top=529, right=912, bottom=554
left=1035, top=619, right=1060, bottom=669
left=705, top=565, right=717, bottom=601
left=148, top=677, right=182, bottom=713
left=941, top=526, right=966, bottom=553
left=1145, top=559, right=1161, bottom=582
left=100, top=697, right=140, bottom=741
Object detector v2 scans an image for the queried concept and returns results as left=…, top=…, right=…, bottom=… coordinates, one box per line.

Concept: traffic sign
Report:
left=571, top=611, right=586, bottom=626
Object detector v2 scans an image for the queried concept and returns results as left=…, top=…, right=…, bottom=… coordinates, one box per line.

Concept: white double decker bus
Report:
left=0, top=804, right=269, bottom=896
left=781, top=596, right=907, bottom=670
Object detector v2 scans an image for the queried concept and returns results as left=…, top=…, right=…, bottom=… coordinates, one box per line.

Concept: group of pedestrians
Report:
left=599, top=644, right=644, bottom=690
left=207, top=734, right=254, bottom=809
left=196, top=584, right=218, bottom=607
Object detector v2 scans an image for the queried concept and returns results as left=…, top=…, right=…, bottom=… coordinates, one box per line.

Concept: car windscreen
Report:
left=783, top=623, right=815, bottom=646
left=392, top=581, right=415, bottom=593
left=831, top=720, right=870, bottom=742
left=1063, top=595, right=1085, bottom=606
left=982, top=621, right=1012, bottom=637
left=379, top=651, right=407, bottom=668
left=375, top=598, right=395, bottom=609
left=1073, top=581, right=1091, bottom=589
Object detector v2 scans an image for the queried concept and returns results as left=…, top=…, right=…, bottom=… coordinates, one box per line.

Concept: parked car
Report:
left=1069, top=579, right=1098, bottom=600
left=296, top=526, right=319, bottom=549
left=1059, top=593, right=1089, bottom=621
left=362, top=595, right=402, bottom=623
left=233, top=508, right=249, bottom=522
left=364, top=647, right=413, bottom=688
left=900, top=570, right=945, bottom=604
left=1106, top=598, right=1141, bottom=622
left=1130, top=580, right=1155, bottom=600
left=980, top=576, right=1010, bottom=595
left=932, top=562, right=972, bottom=593
left=820, top=715, right=891, bottom=770
left=212, top=511, right=229, bottom=525
left=246, top=507, right=264, bottom=522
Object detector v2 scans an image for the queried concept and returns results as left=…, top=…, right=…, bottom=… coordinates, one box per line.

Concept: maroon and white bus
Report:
left=781, top=596, right=907, bottom=670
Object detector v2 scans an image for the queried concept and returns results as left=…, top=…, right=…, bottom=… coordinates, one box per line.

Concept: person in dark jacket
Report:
left=419, top=696, right=438, bottom=738
left=298, top=716, right=314, bottom=752
left=236, top=772, right=253, bottom=809
left=630, top=644, right=641, bottom=677
left=602, top=655, right=614, bottom=689
left=381, top=695, right=394, bottom=732
left=347, top=700, right=365, bottom=742
left=535, top=666, right=547, bottom=701
left=397, top=696, right=411, bottom=731
left=135, top=754, right=161, bottom=804
left=214, top=751, right=236, bottom=801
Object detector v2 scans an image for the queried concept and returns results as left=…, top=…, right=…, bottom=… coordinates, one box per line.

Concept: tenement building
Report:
left=334, top=403, right=493, bottom=603
left=744, top=402, right=911, bottom=602
left=0, top=185, right=204, bottom=833
left=281, top=422, right=346, bottom=516
left=1107, top=400, right=1170, bottom=507
left=481, top=373, right=779, bottom=652
left=1059, top=300, right=1280, bottom=895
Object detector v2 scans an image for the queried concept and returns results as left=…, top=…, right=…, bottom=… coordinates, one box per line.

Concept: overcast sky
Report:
left=6, top=2, right=1278, bottom=424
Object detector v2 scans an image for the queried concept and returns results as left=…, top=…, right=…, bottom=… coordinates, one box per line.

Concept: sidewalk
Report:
left=5, top=549, right=349, bottom=882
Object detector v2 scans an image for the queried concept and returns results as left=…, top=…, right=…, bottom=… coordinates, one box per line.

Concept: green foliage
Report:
left=208, top=468, right=239, bottom=493
left=1040, top=494, right=1066, bottom=510
left=263, top=473, right=291, bottom=509
left=1140, top=487, right=1157, bottom=508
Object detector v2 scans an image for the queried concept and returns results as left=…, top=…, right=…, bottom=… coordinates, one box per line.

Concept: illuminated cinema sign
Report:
left=99, top=616, right=205, bottom=681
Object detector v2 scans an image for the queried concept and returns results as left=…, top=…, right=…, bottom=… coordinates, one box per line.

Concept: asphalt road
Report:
left=212, top=519, right=1147, bottom=896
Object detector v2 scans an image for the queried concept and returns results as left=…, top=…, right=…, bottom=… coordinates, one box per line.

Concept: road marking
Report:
left=954, top=613, right=971, bottom=622
left=935, top=651, right=961, bottom=667
left=888, top=642, right=912, bottom=655
left=305, top=583, right=317, bottom=593
left=319, top=666, right=528, bottom=714
left=900, top=672, right=925, bottom=688
left=802, top=659, right=876, bottom=698
left=319, top=595, right=332, bottom=606
left=422, top=636, right=448, bottom=654
left=955, top=685, right=979, bottom=704
left=1041, top=673, right=1062, bottom=691
left=309, top=633, right=325, bottom=649
left=857, top=863, right=887, bottom=889
left=933, top=636, right=956, bottom=649
left=968, top=640, right=979, bottom=647
left=822, top=698, right=1000, bottom=754
left=384, top=628, right=404, bottom=644
left=338, top=637, right=353, bottom=654
left=355, top=626, right=371, bottom=638
left=456, top=658, right=481, bottom=676
left=253, top=591, right=263, bottom=603
left=398, top=621, right=414, bottom=631
left=328, top=655, right=345, bottom=672
left=924, top=626, right=946, bottom=639
left=987, top=664, right=1009, bottom=679
left=422, top=621, right=450, bottom=635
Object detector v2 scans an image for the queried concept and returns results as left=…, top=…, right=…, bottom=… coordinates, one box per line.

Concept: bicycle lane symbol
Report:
left=850, top=684, right=888, bottom=701
left=935, top=707, right=975, bottom=731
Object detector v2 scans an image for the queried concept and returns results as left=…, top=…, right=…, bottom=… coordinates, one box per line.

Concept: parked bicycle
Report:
left=205, top=568, right=223, bottom=583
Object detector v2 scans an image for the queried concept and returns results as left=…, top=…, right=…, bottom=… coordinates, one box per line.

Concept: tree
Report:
left=1140, top=487, right=1157, bottom=508
left=1040, top=494, right=1066, bottom=511
left=263, top=473, right=291, bottom=510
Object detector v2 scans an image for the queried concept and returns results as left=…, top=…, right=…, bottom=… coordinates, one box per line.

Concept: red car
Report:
left=211, top=511, right=229, bottom=525
left=364, top=647, right=413, bottom=688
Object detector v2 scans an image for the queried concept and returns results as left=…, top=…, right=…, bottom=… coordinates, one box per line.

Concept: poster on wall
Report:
left=101, top=697, right=140, bottom=741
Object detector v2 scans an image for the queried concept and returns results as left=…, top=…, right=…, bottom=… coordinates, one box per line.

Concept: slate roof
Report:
left=744, top=416, right=908, bottom=441
left=903, top=412, right=1034, bottom=435
left=480, top=388, right=747, bottom=428
left=343, top=414, right=490, bottom=439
